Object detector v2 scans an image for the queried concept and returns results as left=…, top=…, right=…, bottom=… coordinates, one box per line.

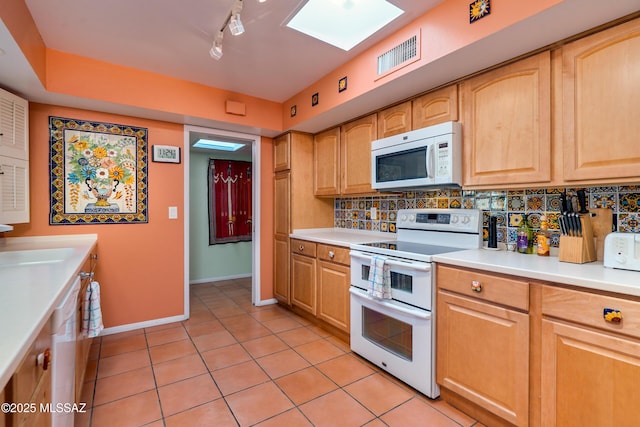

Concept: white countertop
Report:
left=290, top=228, right=396, bottom=246
left=433, top=249, right=640, bottom=298
left=0, top=234, right=97, bottom=390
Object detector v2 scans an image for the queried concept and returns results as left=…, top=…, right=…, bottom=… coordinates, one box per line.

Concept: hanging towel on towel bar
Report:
left=367, top=255, right=392, bottom=299
left=82, top=281, right=104, bottom=338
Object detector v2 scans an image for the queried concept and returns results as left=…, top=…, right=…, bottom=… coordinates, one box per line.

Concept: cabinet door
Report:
left=313, top=127, right=340, bottom=196
left=273, top=133, right=290, bottom=172
left=274, top=171, right=290, bottom=235
left=317, top=260, right=350, bottom=332
left=541, top=319, right=640, bottom=426
left=341, top=114, right=376, bottom=195
left=377, top=101, right=412, bottom=138
left=291, top=253, right=316, bottom=315
left=0, top=156, right=29, bottom=224
left=437, top=290, right=529, bottom=426
left=0, top=90, right=28, bottom=160
left=561, top=18, right=640, bottom=182
left=274, top=234, right=290, bottom=304
left=412, top=84, right=458, bottom=129
left=462, top=51, right=551, bottom=187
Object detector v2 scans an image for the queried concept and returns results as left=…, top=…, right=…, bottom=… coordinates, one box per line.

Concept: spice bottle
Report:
left=537, top=215, right=550, bottom=256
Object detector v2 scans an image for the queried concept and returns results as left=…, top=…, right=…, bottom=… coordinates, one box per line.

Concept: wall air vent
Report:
left=376, top=34, right=419, bottom=77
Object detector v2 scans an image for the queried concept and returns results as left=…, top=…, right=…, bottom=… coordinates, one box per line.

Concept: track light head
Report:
left=229, top=13, right=244, bottom=36
left=209, top=31, right=224, bottom=60
left=229, top=0, right=245, bottom=35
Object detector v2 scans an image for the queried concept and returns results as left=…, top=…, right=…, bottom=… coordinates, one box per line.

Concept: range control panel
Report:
left=396, top=209, right=481, bottom=233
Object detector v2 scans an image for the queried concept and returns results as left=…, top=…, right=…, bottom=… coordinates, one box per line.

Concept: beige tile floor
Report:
left=77, top=277, right=483, bottom=426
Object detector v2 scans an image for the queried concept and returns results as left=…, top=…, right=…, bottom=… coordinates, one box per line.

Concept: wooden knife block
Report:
left=558, top=215, right=596, bottom=264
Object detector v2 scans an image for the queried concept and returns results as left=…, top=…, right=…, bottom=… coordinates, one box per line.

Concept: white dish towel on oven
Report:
left=82, top=280, right=104, bottom=338
left=368, top=255, right=392, bottom=299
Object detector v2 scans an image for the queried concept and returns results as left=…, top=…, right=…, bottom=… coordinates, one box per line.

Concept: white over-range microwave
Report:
left=371, top=121, right=462, bottom=191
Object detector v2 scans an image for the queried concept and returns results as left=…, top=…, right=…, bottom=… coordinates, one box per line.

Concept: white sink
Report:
left=0, top=248, right=74, bottom=267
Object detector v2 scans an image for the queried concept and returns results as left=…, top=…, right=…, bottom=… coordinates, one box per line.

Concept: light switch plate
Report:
left=168, top=206, right=178, bottom=219
left=370, top=207, right=377, bottom=220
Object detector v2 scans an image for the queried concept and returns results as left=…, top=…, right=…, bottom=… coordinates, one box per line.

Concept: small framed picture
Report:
left=290, top=105, right=297, bottom=117
left=312, top=93, right=319, bottom=107
left=338, top=76, right=347, bottom=92
left=152, top=145, right=181, bottom=163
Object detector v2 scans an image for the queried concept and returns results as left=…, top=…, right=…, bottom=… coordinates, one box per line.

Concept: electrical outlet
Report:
left=168, top=206, right=178, bottom=219
left=370, top=207, right=377, bottom=220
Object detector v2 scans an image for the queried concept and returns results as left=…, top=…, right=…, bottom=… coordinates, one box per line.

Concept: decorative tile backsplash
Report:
left=334, top=185, right=640, bottom=246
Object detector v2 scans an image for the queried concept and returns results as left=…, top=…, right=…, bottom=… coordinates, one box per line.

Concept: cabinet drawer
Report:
left=291, top=239, right=316, bottom=257
left=317, top=244, right=350, bottom=265
left=437, top=265, right=529, bottom=311
left=542, top=286, right=640, bottom=340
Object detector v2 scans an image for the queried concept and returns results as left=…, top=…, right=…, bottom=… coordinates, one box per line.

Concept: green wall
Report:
left=189, top=149, right=252, bottom=283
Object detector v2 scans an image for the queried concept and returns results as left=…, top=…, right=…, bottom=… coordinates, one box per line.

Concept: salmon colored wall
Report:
left=45, top=50, right=283, bottom=133
left=10, top=103, right=185, bottom=328
left=282, top=0, right=563, bottom=129
left=260, top=136, right=274, bottom=302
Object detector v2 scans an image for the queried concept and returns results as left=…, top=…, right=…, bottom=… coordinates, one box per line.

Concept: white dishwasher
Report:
left=51, top=275, right=81, bottom=427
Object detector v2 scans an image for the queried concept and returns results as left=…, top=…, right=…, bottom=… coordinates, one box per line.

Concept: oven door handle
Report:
left=350, top=250, right=432, bottom=272
left=349, top=287, right=432, bottom=320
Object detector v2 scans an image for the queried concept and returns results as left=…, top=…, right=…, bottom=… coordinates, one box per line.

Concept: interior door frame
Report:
left=183, top=125, right=262, bottom=317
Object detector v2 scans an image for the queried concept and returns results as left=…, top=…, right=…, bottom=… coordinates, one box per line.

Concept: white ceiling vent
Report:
left=376, top=33, right=420, bottom=79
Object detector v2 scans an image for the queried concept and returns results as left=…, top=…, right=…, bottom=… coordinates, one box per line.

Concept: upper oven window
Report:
left=361, top=265, right=413, bottom=294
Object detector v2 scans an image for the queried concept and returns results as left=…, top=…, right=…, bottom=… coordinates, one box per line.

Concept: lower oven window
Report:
left=362, top=306, right=413, bottom=361
left=360, top=265, right=413, bottom=293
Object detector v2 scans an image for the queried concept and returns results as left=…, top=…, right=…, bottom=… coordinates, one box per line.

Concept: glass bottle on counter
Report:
left=517, top=214, right=530, bottom=254
left=537, top=215, right=550, bottom=256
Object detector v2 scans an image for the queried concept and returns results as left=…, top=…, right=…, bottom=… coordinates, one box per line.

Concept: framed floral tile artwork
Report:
left=49, top=116, right=149, bottom=224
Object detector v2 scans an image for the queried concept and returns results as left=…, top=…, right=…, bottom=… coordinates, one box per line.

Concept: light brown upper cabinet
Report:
left=377, top=101, right=412, bottom=138
left=314, top=115, right=377, bottom=196
left=313, top=127, right=341, bottom=196
left=273, top=132, right=290, bottom=172
left=341, top=114, right=377, bottom=195
left=412, top=84, right=459, bottom=129
left=461, top=51, right=551, bottom=188
left=560, top=17, right=640, bottom=183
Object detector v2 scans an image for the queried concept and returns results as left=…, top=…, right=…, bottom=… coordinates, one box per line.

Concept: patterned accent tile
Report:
left=619, top=193, right=640, bottom=212
left=449, top=198, right=462, bottom=209
left=507, top=195, right=525, bottom=211
left=526, top=195, right=544, bottom=211
left=618, top=213, right=640, bottom=232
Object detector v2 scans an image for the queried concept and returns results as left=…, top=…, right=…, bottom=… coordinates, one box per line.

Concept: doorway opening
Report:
left=183, top=125, right=262, bottom=318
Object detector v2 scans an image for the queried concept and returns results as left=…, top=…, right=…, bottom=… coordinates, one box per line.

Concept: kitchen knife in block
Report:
left=558, top=214, right=596, bottom=264
left=589, top=208, right=613, bottom=261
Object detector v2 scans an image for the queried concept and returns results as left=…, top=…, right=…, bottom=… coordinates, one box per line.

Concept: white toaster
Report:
left=603, top=232, right=640, bottom=271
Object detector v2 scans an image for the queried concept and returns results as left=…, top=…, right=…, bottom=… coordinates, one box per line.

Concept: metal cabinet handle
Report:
left=471, top=280, right=483, bottom=293
left=299, top=245, right=304, bottom=251
left=329, top=251, right=335, bottom=259
left=603, top=308, right=622, bottom=323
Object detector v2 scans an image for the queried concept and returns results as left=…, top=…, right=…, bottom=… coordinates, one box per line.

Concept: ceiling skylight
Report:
left=193, top=139, right=245, bottom=151
left=286, top=0, right=404, bottom=51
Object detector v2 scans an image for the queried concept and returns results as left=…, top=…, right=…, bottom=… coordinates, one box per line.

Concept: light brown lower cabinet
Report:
left=540, top=285, right=640, bottom=426
left=437, top=264, right=640, bottom=427
left=5, top=322, right=52, bottom=427
left=316, top=244, right=350, bottom=333
left=289, top=239, right=351, bottom=338
left=436, top=265, right=530, bottom=426
left=291, top=239, right=317, bottom=315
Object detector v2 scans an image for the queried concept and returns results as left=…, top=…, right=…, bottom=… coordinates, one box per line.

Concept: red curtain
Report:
left=209, top=159, right=252, bottom=244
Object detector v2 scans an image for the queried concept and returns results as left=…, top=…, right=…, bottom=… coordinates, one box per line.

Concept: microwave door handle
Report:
left=426, top=143, right=435, bottom=178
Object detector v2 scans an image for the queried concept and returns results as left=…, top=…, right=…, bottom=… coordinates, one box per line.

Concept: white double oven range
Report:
left=349, top=208, right=482, bottom=398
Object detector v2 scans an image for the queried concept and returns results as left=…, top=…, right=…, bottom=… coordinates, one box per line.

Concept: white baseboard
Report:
left=101, top=314, right=187, bottom=336
left=189, top=273, right=251, bottom=285
left=255, top=298, right=278, bottom=307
